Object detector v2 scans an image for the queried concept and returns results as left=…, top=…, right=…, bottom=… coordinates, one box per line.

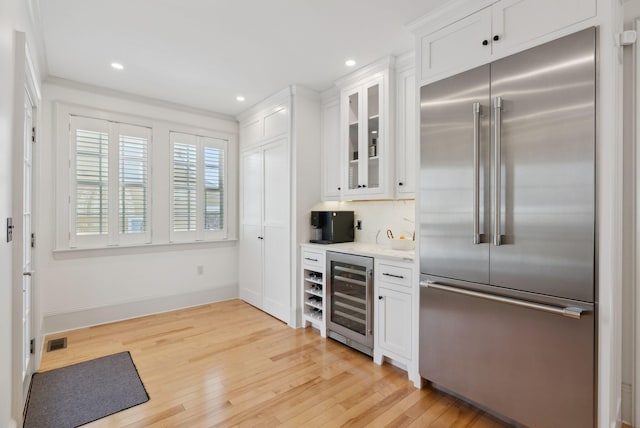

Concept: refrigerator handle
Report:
left=473, top=102, right=481, bottom=245
left=420, top=280, right=586, bottom=319
left=493, top=96, right=503, bottom=246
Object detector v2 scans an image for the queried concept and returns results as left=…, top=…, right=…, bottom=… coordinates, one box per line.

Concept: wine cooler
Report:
left=326, top=251, right=374, bottom=356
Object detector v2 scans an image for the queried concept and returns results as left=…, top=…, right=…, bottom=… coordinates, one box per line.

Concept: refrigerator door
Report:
left=420, top=65, right=491, bottom=283
left=488, top=28, right=596, bottom=302
left=419, top=277, right=594, bottom=428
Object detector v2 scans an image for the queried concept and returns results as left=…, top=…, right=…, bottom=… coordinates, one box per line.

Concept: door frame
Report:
left=11, top=31, right=41, bottom=422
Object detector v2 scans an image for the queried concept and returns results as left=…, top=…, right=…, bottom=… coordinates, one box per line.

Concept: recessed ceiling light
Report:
left=236, top=95, right=245, bottom=102
left=111, top=62, right=124, bottom=70
left=345, top=59, right=356, bottom=67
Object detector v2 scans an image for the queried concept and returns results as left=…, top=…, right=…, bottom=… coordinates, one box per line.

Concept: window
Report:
left=170, top=132, right=227, bottom=241
left=70, top=116, right=151, bottom=247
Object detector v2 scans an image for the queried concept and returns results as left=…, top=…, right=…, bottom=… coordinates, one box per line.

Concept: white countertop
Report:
left=301, top=241, right=415, bottom=262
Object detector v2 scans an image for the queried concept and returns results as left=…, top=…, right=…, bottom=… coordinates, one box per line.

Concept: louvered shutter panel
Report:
left=74, top=123, right=109, bottom=236
left=172, top=140, right=197, bottom=232
left=119, top=126, right=149, bottom=235
left=204, top=145, right=224, bottom=231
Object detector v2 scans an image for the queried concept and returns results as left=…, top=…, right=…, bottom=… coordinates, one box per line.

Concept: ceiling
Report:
left=37, top=0, right=450, bottom=116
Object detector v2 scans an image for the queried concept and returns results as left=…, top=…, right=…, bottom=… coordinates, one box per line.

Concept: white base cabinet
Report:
left=300, top=245, right=327, bottom=336
left=374, top=258, right=420, bottom=387
left=238, top=86, right=320, bottom=326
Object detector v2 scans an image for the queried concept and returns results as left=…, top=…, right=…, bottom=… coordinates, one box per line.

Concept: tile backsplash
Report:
left=311, top=200, right=416, bottom=246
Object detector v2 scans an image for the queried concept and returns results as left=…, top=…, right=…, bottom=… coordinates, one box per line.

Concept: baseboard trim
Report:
left=622, top=383, right=633, bottom=426
left=41, top=285, right=238, bottom=335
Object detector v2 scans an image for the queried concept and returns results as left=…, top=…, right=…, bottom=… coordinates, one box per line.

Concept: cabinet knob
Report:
left=493, top=35, right=500, bottom=41
left=258, top=236, right=264, bottom=240
left=338, top=187, right=341, bottom=191
left=378, top=296, right=383, bottom=300
left=357, top=185, right=362, bottom=188
left=362, top=184, right=367, bottom=188
left=482, top=39, right=489, bottom=46
left=398, top=182, right=404, bottom=186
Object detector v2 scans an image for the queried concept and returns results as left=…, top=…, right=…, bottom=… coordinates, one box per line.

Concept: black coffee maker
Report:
left=310, top=211, right=355, bottom=244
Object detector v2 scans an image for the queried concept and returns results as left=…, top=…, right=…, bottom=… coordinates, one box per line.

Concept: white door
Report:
left=239, top=149, right=263, bottom=308
left=262, top=138, right=290, bottom=323
left=322, top=98, right=342, bottom=200
left=377, top=286, right=412, bottom=360
left=21, top=89, right=34, bottom=391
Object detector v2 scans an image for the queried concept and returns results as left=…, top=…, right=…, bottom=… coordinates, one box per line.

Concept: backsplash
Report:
left=311, top=200, right=415, bottom=246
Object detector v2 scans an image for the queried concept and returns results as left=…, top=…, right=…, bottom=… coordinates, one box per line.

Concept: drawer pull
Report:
left=382, top=272, right=405, bottom=279
left=305, top=257, right=319, bottom=262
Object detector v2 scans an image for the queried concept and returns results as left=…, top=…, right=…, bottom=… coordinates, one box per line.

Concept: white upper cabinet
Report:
left=419, top=7, right=493, bottom=83
left=491, top=0, right=596, bottom=57
left=395, top=56, right=417, bottom=198
left=337, top=57, right=394, bottom=200
left=239, top=103, right=289, bottom=150
left=411, top=0, right=597, bottom=85
left=321, top=94, right=342, bottom=201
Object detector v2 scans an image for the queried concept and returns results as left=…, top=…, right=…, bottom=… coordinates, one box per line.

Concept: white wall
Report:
left=622, top=1, right=640, bottom=425
left=312, top=199, right=415, bottom=245
left=36, top=81, right=240, bottom=335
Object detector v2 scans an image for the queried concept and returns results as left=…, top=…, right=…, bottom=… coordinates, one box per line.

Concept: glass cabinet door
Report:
left=347, top=91, right=360, bottom=190
left=366, top=84, right=380, bottom=189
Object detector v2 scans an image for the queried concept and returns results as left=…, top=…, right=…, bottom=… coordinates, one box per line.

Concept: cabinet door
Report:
left=342, top=77, right=389, bottom=199
left=396, top=67, right=416, bottom=197
left=419, top=7, right=492, bottom=83
left=239, top=149, right=263, bottom=308
left=377, top=286, right=412, bottom=359
left=262, top=138, right=291, bottom=323
left=491, top=0, right=596, bottom=57
left=322, top=97, right=342, bottom=200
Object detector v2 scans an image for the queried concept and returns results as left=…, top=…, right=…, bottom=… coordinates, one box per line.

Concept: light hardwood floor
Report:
left=39, top=299, right=513, bottom=427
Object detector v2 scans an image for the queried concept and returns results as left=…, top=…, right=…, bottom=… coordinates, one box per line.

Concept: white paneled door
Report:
left=239, top=149, right=263, bottom=309
left=21, top=88, right=34, bottom=392
left=262, top=138, right=290, bottom=322
left=238, top=137, right=291, bottom=324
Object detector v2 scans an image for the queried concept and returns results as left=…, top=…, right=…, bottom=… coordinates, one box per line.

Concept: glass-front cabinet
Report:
left=339, top=58, right=393, bottom=199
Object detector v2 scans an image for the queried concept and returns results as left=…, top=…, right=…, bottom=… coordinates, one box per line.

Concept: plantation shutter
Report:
left=172, top=134, right=198, bottom=234
left=72, top=117, right=110, bottom=241
left=170, top=132, right=228, bottom=241
left=70, top=116, right=151, bottom=247
left=119, top=124, right=150, bottom=236
left=204, top=142, right=224, bottom=231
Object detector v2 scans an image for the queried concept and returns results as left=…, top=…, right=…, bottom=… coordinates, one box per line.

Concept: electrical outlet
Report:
left=6, top=217, right=13, bottom=242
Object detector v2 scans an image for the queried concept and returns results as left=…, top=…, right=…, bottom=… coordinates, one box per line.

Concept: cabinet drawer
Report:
left=302, top=249, right=325, bottom=269
left=376, top=263, right=412, bottom=288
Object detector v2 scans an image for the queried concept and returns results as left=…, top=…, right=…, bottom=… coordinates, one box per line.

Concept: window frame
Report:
left=169, top=131, right=228, bottom=243
left=55, top=102, right=237, bottom=252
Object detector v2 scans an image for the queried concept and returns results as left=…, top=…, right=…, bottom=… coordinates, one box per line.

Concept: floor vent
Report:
left=46, top=337, right=67, bottom=352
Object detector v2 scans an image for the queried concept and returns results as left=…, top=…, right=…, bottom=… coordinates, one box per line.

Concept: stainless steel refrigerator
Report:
left=419, top=28, right=596, bottom=427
